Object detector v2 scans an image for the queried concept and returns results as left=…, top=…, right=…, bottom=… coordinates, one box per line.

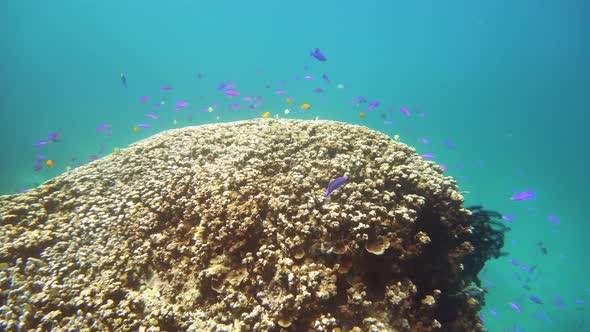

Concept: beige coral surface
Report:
left=0, top=119, right=484, bottom=331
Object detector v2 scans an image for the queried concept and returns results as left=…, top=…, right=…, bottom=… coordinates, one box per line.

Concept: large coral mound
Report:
left=0, top=119, right=483, bottom=331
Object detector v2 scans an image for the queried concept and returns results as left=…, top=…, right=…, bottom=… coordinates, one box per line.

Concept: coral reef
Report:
left=0, top=119, right=486, bottom=331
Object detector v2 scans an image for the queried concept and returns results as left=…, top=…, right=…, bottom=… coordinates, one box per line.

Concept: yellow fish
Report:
left=300, top=103, right=311, bottom=110
left=262, top=111, right=271, bottom=118
left=133, top=125, right=139, bottom=132
left=286, top=97, right=292, bottom=104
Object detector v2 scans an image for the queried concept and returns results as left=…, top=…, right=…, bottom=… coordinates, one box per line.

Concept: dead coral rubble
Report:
left=0, top=119, right=484, bottom=331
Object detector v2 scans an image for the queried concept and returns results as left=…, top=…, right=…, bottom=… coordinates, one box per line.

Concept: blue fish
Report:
left=120, top=73, right=127, bottom=88
left=510, top=190, right=535, bottom=201
left=530, top=295, right=544, bottom=304
left=324, top=176, right=347, bottom=201
left=310, top=48, right=327, bottom=62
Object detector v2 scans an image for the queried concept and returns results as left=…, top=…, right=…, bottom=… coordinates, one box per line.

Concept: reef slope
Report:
left=0, top=119, right=483, bottom=331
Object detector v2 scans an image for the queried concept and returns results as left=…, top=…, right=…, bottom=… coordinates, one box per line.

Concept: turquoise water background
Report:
left=1, top=0, right=588, bottom=330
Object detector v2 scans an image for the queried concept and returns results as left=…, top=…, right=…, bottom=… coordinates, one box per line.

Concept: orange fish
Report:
left=359, top=112, right=365, bottom=118
left=133, top=125, right=139, bottom=132
left=262, top=111, right=271, bottom=118
left=45, top=159, right=54, bottom=167
left=286, top=97, right=292, bottom=104
left=300, top=103, right=311, bottom=110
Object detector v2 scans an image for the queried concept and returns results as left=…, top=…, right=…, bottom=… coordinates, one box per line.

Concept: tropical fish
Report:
left=547, top=215, right=560, bottom=224
left=33, top=141, right=49, bottom=147
left=133, top=125, right=139, bottom=132
left=275, top=89, right=285, bottom=95
left=509, top=302, right=522, bottom=312
left=322, top=73, right=330, bottom=83
left=286, top=97, right=292, bottom=104
left=421, top=153, right=435, bottom=159
left=301, top=103, right=311, bottom=110
left=175, top=100, right=188, bottom=110
left=400, top=106, right=411, bottom=116
left=313, top=87, right=323, bottom=93
left=310, top=48, right=327, bottom=62
left=224, top=90, right=240, bottom=97
left=510, top=190, right=535, bottom=201
left=529, top=296, right=544, bottom=304
left=146, top=113, right=159, bottom=119
left=45, top=159, right=54, bottom=167
left=160, top=85, right=173, bottom=90
left=47, top=132, right=61, bottom=142
left=96, top=123, right=111, bottom=133
left=367, top=101, right=380, bottom=110
left=324, top=176, right=347, bottom=201
left=261, top=111, right=270, bottom=118
left=120, top=73, right=127, bottom=88
left=137, top=123, right=151, bottom=128
left=139, top=96, right=149, bottom=103
left=359, top=112, right=365, bottom=118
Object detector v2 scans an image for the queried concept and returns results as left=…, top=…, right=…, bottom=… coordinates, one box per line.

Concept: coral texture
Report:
left=0, top=119, right=483, bottom=331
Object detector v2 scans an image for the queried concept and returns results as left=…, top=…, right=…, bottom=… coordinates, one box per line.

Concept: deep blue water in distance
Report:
left=1, top=0, right=589, bottom=330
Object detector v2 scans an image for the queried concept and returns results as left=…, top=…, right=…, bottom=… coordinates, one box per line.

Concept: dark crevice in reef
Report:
left=409, top=204, right=509, bottom=328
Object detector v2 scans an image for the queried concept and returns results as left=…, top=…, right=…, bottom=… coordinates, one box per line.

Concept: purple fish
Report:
left=160, top=85, right=173, bottom=91
left=146, top=113, right=159, bottom=119
left=243, top=96, right=252, bottom=102
left=502, top=214, right=514, bottom=222
left=400, top=106, right=411, bottom=116
left=137, top=123, right=151, bottom=128
left=324, top=176, right=348, bottom=201
left=547, top=215, right=560, bottom=224
left=368, top=101, right=380, bottom=110
left=509, top=302, right=522, bottom=312
left=384, top=120, right=393, bottom=125
left=139, top=96, right=149, bottom=103
left=217, top=82, right=229, bottom=90
left=175, top=100, right=189, bottom=110
left=313, top=87, right=323, bottom=93
left=33, top=141, right=49, bottom=147
left=34, top=165, right=43, bottom=171
left=224, top=90, right=240, bottom=97
left=421, top=153, right=435, bottom=159
left=35, top=153, right=45, bottom=160
left=511, top=190, right=535, bottom=201
left=96, top=123, right=111, bottom=133
left=304, top=75, right=314, bottom=80
left=275, top=89, right=285, bottom=95
left=419, top=137, right=429, bottom=144
left=488, top=308, right=498, bottom=317
left=529, top=296, right=543, bottom=304
left=322, top=73, right=330, bottom=83
left=310, top=48, right=327, bottom=62
left=47, top=132, right=61, bottom=141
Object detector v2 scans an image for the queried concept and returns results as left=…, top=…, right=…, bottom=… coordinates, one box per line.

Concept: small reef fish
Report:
left=286, top=97, right=292, bottom=104
left=368, top=101, right=380, bottom=110
left=33, top=141, right=49, bottom=147
left=301, top=103, right=311, bottom=110
left=322, top=73, right=330, bottom=83
left=359, top=112, right=365, bottom=118
left=120, top=73, right=127, bottom=88
left=261, top=111, right=270, bottom=118
left=509, top=302, right=522, bottom=312
left=400, top=106, right=411, bottom=116
left=529, top=296, right=544, bottom=304
left=510, top=190, right=535, bottom=201
left=139, top=96, right=149, bottom=103
left=45, top=159, right=54, bottom=167
left=313, top=87, right=323, bottom=93
left=96, top=124, right=111, bottom=133
left=421, top=153, right=435, bottom=159
left=146, top=113, right=159, bottom=119
left=547, top=215, right=560, bottom=224
left=137, top=123, right=151, bottom=128
left=224, top=90, right=240, bottom=97
left=275, top=89, right=285, bottom=95
left=160, top=85, right=173, bottom=90
left=175, top=100, right=188, bottom=110
left=324, top=176, right=348, bottom=201
left=47, top=132, right=61, bottom=142
left=133, top=125, right=139, bottom=132
left=310, top=48, right=327, bottom=62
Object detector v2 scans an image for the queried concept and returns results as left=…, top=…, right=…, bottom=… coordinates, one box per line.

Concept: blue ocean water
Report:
left=1, top=0, right=588, bottom=330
